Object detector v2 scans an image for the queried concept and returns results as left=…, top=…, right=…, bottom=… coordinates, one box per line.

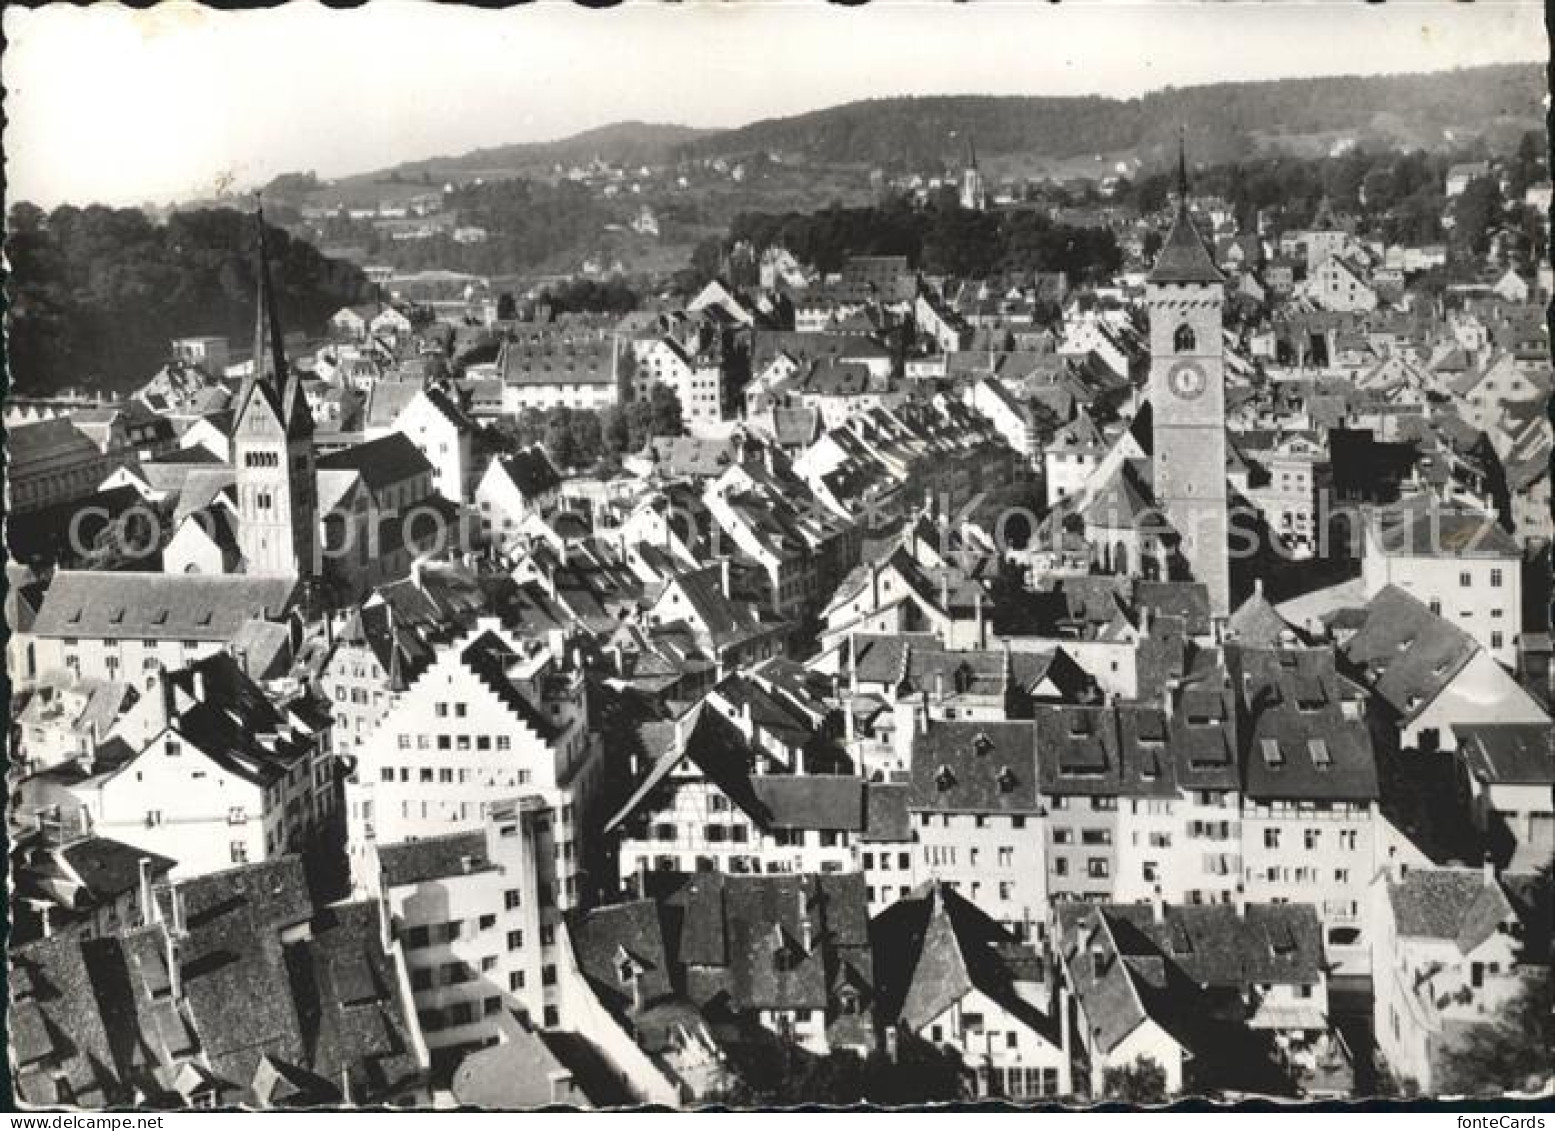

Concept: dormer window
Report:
left=1308, top=739, right=1333, bottom=769
left=935, top=765, right=956, bottom=792
left=1173, top=324, right=1196, bottom=353
left=996, top=766, right=1018, bottom=793
left=973, top=732, right=994, bottom=757
left=1261, top=738, right=1284, bottom=767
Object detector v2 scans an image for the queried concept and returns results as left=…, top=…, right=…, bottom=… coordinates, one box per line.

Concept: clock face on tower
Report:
left=1168, top=361, right=1207, bottom=401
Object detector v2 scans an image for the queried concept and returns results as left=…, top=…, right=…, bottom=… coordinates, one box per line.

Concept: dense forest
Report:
left=673, top=65, right=1544, bottom=171
left=6, top=203, right=369, bottom=395
left=720, top=198, right=1123, bottom=281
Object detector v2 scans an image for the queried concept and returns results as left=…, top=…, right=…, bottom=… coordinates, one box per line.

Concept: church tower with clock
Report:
left=1148, top=139, right=1230, bottom=618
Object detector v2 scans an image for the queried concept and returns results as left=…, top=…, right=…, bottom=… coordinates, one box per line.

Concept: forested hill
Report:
left=675, top=64, right=1544, bottom=168
left=401, top=121, right=714, bottom=177
left=6, top=203, right=369, bottom=396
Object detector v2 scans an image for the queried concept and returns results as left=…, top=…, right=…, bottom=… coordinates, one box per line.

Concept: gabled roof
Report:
left=1233, top=645, right=1378, bottom=802
left=910, top=720, right=1039, bottom=813
left=872, top=883, right=1058, bottom=1046
left=1452, top=723, right=1555, bottom=786
left=1386, top=867, right=1516, bottom=954
left=1340, top=585, right=1479, bottom=722
left=31, top=572, right=298, bottom=641
left=317, top=433, right=434, bottom=492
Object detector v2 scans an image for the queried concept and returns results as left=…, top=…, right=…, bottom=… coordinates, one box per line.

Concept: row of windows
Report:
left=395, top=734, right=515, bottom=752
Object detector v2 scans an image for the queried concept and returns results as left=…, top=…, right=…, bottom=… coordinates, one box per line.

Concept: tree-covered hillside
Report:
left=675, top=65, right=1545, bottom=169
left=6, top=203, right=369, bottom=395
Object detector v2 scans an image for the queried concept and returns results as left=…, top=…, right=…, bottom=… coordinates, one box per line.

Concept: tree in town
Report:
left=1101, top=1056, right=1170, bottom=1105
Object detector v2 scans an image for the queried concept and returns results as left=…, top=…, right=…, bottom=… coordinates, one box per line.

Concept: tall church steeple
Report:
left=1147, top=135, right=1231, bottom=618
left=959, top=130, right=987, bottom=212
left=233, top=198, right=318, bottom=580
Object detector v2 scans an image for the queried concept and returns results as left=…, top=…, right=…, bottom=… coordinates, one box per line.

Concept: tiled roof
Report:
left=872, top=883, right=1058, bottom=1047
left=31, top=572, right=299, bottom=641
left=492, top=447, right=562, bottom=501
left=1149, top=210, right=1226, bottom=286
left=378, top=831, right=491, bottom=888
left=1387, top=868, right=1516, bottom=954
left=1340, top=585, right=1478, bottom=722
left=1452, top=723, right=1555, bottom=786
left=910, top=720, right=1040, bottom=813
left=317, top=433, right=433, bottom=492
left=1035, top=704, right=1122, bottom=796
left=1233, top=645, right=1378, bottom=802
left=750, top=776, right=866, bottom=832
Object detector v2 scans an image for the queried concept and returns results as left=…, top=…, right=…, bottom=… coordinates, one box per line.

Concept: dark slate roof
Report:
left=377, top=831, right=491, bottom=888
left=860, top=782, right=912, bottom=843
left=9, top=933, right=121, bottom=1105
left=1340, top=585, right=1479, bottom=721
left=493, top=447, right=562, bottom=501
left=910, top=720, right=1040, bottom=813
left=317, top=432, right=434, bottom=492
left=61, top=838, right=176, bottom=904
left=1386, top=868, right=1517, bottom=954
left=871, top=883, right=1059, bottom=1048
left=1233, top=646, right=1378, bottom=802
left=662, top=872, right=873, bottom=1025
left=750, top=776, right=866, bottom=832
left=1136, top=581, right=1212, bottom=639
left=1452, top=724, right=1555, bottom=786
left=568, top=899, right=676, bottom=1017
left=1035, top=704, right=1122, bottom=796
left=1099, top=902, right=1326, bottom=989
left=1149, top=210, right=1226, bottom=286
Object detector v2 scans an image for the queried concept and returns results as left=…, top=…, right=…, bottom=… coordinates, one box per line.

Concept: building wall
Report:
left=346, top=627, right=600, bottom=914
left=384, top=814, right=551, bottom=1050
left=913, top=809, right=1046, bottom=940
left=1241, top=798, right=1375, bottom=972
left=1363, top=535, right=1521, bottom=667
left=919, top=987, right=1069, bottom=1099
left=1045, top=794, right=1119, bottom=905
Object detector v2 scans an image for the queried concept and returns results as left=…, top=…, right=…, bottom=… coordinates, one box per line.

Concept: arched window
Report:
left=1173, top=323, right=1196, bottom=353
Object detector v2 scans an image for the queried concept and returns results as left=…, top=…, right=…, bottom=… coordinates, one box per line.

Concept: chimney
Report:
left=1482, top=852, right=1497, bottom=887
left=138, top=858, right=159, bottom=928
left=848, top=631, right=859, bottom=695
left=1151, top=884, right=1165, bottom=924
left=165, top=894, right=185, bottom=1001
left=1161, top=685, right=1173, bottom=720
left=1234, top=884, right=1247, bottom=919
left=460, top=854, right=476, bottom=874
left=1138, top=603, right=1150, bottom=635
left=1254, top=577, right=1265, bottom=600
left=720, top=558, right=733, bottom=600
left=612, top=642, right=626, bottom=676
left=940, top=572, right=951, bottom=611
left=340, top=1068, right=353, bottom=1106
left=798, top=881, right=814, bottom=952
left=636, top=855, right=650, bottom=899
left=192, top=666, right=207, bottom=703
left=934, top=670, right=946, bottom=702
left=975, top=592, right=986, bottom=649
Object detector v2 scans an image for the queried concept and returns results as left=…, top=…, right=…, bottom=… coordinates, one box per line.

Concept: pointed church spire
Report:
left=252, top=195, right=289, bottom=390
left=1176, top=126, right=1190, bottom=213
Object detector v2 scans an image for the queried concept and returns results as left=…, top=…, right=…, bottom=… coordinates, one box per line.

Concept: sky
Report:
left=4, top=0, right=1548, bottom=208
